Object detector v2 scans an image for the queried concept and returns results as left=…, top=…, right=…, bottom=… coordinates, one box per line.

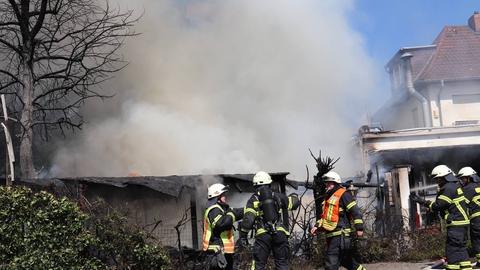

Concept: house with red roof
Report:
left=358, top=12, right=480, bottom=232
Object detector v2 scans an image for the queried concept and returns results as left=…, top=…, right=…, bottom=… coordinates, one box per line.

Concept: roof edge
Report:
left=386, top=45, right=437, bottom=70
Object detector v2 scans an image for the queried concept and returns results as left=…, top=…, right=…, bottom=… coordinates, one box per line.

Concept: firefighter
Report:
left=458, top=167, right=480, bottom=268
left=310, top=171, right=366, bottom=270
left=411, top=165, right=472, bottom=270
left=202, top=183, right=244, bottom=270
left=238, top=171, right=300, bottom=270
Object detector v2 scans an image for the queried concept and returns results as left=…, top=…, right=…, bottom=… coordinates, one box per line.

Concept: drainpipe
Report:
left=401, top=53, right=432, bottom=127
left=438, top=79, right=445, bottom=126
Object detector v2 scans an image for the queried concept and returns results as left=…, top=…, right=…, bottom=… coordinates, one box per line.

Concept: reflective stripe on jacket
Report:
left=315, top=185, right=364, bottom=236
left=318, top=188, right=346, bottom=231
left=240, top=187, right=300, bottom=237
left=202, top=204, right=235, bottom=253
left=429, top=183, right=470, bottom=227
left=463, top=183, right=480, bottom=220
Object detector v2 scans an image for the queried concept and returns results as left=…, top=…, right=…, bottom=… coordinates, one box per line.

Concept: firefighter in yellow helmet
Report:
left=238, top=171, right=300, bottom=270
left=411, top=165, right=471, bottom=270
left=458, top=167, right=480, bottom=268
left=310, top=171, right=366, bottom=270
left=202, top=183, right=243, bottom=270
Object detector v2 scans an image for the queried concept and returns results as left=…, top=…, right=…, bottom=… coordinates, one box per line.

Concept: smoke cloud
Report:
left=51, top=0, right=377, bottom=179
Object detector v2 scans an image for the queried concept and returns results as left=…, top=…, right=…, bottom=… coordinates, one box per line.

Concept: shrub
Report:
left=309, top=228, right=445, bottom=266
left=399, top=229, right=445, bottom=262
left=0, top=186, right=104, bottom=269
left=0, top=186, right=170, bottom=270
left=357, top=235, right=398, bottom=263
left=86, top=202, right=171, bottom=269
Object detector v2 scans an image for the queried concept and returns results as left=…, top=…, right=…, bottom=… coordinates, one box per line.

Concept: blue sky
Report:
left=348, top=1, right=479, bottom=105
left=349, top=1, right=479, bottom=66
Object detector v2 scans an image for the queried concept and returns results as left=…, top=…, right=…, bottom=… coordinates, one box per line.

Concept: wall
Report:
left=376, top=79, right=480, bottom=130
left=143, top=189, right=194, bottom=248
left=375, top=95, right=423, bottom=131
left=438, top=80, right=480, bottom=126
left=84, top=184, right=195, bottom=248
left=82, top=180, right=290, bottom=250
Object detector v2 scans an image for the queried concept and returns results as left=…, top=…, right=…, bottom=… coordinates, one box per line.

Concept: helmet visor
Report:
left=444, top=173, right=457, bottom=182
left=221, top=185, right=230, bottom=194
left=322, top=176, right=334, bottom=182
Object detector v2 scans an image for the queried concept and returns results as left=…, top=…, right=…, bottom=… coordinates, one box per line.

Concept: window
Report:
left=452, top=94, right=480, bottom=104
left=454, top=120, right=479, bottom=126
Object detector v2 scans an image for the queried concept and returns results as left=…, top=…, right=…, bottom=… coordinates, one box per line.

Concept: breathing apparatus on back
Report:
left=253, top=171, right=280, bottom=232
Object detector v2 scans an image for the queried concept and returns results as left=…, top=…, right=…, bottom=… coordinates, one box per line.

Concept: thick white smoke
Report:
left=51, top=0, right=376, bottom=179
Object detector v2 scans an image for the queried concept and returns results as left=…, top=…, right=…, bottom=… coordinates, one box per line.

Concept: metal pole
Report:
left=375, top=163, right=384, bottom=236
left=0, top=95, right=14, bottom=185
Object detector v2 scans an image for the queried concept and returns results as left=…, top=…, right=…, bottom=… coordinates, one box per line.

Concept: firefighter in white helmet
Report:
left=202, top=183, right=243, bottom=270
left=310, top=171, right=366, bottom=270
left=458, top=167, right=480, bottom=267
left=238, top=171, right=300, bottom=270
left=411, top=165, right=471, bottom=270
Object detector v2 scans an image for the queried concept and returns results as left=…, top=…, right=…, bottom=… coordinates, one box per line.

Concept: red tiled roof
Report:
left=416, top=26, right=480, bottom=81
left=409, top=47, right=436, bottom=79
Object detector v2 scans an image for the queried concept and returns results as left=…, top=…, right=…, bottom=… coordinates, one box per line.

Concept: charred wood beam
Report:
left=308, top=149, right=339, bottom=219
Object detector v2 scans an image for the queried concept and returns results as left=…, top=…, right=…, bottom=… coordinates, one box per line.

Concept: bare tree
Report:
left=289, top=166, right=317, bottom=258
left=0, top=0, right=137, bottom=178
left=174, top=207, right=191, bottom=270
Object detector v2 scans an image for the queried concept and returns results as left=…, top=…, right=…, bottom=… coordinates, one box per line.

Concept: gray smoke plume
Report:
left=51, top=0, right=377, bottom=179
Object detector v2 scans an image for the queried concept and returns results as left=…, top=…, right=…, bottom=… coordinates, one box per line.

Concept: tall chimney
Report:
left=468, top=11, right=480, bottom=32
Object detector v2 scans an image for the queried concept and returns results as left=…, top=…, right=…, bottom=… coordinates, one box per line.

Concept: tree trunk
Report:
left=19, top=60, right=35, bottom=179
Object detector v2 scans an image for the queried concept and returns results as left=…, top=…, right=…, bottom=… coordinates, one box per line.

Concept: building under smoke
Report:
left=13, top=172, right=299, bottom=249
left=359, top=12, right=480, bottom=233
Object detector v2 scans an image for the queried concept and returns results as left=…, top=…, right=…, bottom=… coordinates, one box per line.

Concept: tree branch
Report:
left=30, top=0, right=48, bottom=38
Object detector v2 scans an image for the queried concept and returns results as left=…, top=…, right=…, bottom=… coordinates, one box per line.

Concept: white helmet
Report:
left=457, top=167, right=480, bottom=182
left=322, top=171, right=342, bottom=184
left=208, top=183, right=228, bottom=199
left=253, top=171, right=273, bottom=186
left=431, top=165, right=456, bottom=182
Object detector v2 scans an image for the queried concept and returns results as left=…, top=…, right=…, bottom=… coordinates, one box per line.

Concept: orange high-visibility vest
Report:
left=319, top=188, right=346, bottom=231
left=202, top=204, right=235, bottom=253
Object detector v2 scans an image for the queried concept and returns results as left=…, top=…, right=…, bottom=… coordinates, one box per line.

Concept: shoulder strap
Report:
left=204, top=203, right=224, bottom=222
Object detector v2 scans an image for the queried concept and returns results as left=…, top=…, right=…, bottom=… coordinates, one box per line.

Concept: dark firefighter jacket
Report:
left=427, top=182, right=469, bottom=227
left=315, top=185, right=364, bottom=238
left=462, top=182, right=480, bottom=220
left=203, top=200, right=243, bottom=253
left=240, top=186, right=300, bottom=236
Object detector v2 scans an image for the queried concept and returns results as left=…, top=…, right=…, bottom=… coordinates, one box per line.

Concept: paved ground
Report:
left=294, top=261, right=441, bottom=269
left=363, top=262, right=437, bottom=270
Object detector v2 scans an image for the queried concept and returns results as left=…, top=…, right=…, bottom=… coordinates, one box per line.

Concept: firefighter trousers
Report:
left=325, top=235, right=365, bottom=270
left=251, top=231, right=289, bottom=270
left=471, top=218, right=480, bottom=264
left=446, top=226, right=471, bottom=270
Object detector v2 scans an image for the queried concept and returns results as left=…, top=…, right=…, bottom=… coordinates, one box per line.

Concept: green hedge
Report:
left=0, top=186, right=170, bottom=270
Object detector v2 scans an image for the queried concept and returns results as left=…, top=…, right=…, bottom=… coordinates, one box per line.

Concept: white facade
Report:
left=359, top=13, right=480, bottom=232
left=377, top=80, right=480, bottom=131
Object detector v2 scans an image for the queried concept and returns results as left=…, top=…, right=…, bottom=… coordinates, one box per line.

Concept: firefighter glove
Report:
left=232, top=208, right=244, bottom=220
left=410, top=194, right=427, bottom=205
